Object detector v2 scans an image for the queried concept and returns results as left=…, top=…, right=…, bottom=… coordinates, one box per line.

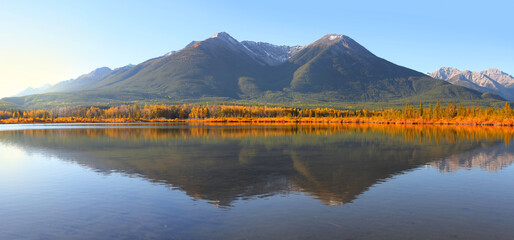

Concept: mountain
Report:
left=50, top=66, right=113, bottom=92
left=3, top=33, right=504, bottom=108
left=78, top=32, right=282, bottom=99
left=0, top=99, right=21, bottom=110
left=15, top=84, right=52, bottom=97
left=240, top=40, right=303, bottom=66
left=286, top=34, right=443, bottom=101
left=485, top=68, right=514, bottom=87
left=13, top=65, right=135, bottom=97
left=430, top=67, right=514, bottom=100
left=47, top=65, right=136, bottom=92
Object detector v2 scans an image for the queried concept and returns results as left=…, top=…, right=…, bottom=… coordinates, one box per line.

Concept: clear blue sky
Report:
left=0, top=0, right=512, bottom=98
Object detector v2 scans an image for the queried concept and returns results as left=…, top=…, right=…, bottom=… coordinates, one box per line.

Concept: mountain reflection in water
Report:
left=1, top=123, right=513, bottom=207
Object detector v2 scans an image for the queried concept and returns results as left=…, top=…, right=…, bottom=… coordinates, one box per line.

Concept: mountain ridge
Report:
left=429, top=67, right=514, bottom=100
left=5, top=32, right=505, bottom=108
left=14, top=65, right=135, bottom=97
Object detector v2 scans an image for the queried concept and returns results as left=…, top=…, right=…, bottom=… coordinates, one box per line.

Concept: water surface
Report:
left=1, top=123, right=513, bottom=239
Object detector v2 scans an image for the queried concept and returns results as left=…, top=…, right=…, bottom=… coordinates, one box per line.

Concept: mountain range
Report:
left=5, top=32, right=504, bottom=109
left=429, top=67, right=514, bottom=101
left=15, top=84, right=52, bottom=97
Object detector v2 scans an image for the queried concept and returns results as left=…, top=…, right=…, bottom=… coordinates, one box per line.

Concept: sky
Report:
left=0, top=0, right=512, bottom=98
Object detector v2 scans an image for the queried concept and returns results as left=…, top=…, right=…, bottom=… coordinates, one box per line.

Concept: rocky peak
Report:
left=308, top=34, right=374, bottom=57
left=481, top=68, right=514, bottom=87
left=114, top=64, right=134, bottom=71
left=202, top=32, right=304, bottom=66
left=82, top=67, right=112, bottom=79
left=208, top=32, right=239, bottom=46
left=241, top=41, right=304, bottom=66
left=429, top=67, right=514, bottom=100
left=431, top=67, right=460, bottom=80
left=431, top=67, right=514, bottom=88
left=314, top=34, right=349, bottom=45
left=209, top=32, right=233, bottom=39
left=484, top=68, right=504, bottom=74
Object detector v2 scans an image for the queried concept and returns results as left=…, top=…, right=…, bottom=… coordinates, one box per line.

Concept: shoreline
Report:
left=2, top=117, right=514, bottom=126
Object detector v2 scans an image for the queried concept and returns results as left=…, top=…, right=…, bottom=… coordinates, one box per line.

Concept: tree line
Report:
left=0, top=101, right=512, bottom=124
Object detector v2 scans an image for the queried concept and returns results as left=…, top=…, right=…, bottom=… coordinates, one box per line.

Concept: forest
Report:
left=0, top=101, right=513, bottom=125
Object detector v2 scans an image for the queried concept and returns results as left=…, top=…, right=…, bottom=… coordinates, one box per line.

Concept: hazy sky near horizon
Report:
left=0, top=0, right=512, bottom=98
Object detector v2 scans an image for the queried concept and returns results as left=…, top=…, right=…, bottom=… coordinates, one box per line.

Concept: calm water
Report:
left=1, top=123, right=514, bottom=239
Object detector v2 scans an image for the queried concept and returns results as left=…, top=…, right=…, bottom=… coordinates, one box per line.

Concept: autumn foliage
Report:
left=1, top=101, right=514, bottom=125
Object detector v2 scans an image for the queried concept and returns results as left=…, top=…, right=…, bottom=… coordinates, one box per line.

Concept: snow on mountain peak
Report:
left=320, top=34, right=351, bottom=42
left=431, top=67, right=514, bottom=87
left=429, top=67, right=514, bottom=100
left=210, top=32, right=231, bottom=39
left=207, top=32, right=241, bottom=48
left=204, top=32, right=304, bottom=66
left=308, top=34, right=374, bottom=58
left=241, top=41, right=304, bottom=66
left=328, top=34, right=342, bottom=40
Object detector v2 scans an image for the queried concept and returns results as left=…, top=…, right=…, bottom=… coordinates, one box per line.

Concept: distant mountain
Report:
left=15, top=84, right=52, bottom=97
left=14, top=65, right=135, bottom=97
left=3, top=33, right=504, bottom=108
left=50, top=67, right=113, bottom=92
left=429, top=67, right=514, bottom=101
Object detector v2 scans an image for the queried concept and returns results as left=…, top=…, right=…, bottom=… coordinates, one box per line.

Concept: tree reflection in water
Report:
left=1, top=123, right=513, bottom=206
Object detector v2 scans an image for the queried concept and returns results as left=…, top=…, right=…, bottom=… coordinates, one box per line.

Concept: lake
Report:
left=1, top=123, right=514, bottom=239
